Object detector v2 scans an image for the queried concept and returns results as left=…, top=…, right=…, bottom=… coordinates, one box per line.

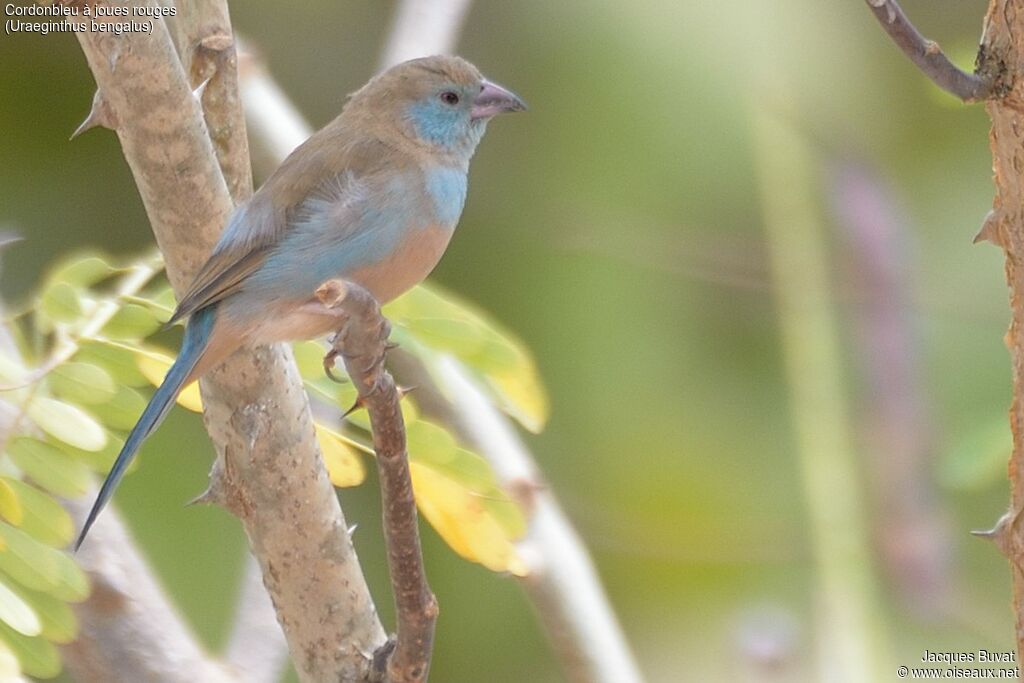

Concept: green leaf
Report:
left=75, top=341, right=148, bottom=386
left=386, top=284, right=549, bottom=432
left=54, top=434, right=123, bottom=474
left=48, top=362, right=116, bottom=406
left=26, top=398, right=106, bottom=452
left=0, top=621, right=59, bottom=679
left=0, top=484, right=21, bottom=528
left=0, top=579, right=40, bottom=637
left=403, top=419, right=528, bottom=573
left=134, top=348, right=203, bottom=412
left=7, top=438, right=91, bottom=499
left=47, top=254, right=116, bottom=288
left=0, top=523, right=89, bottom=602
left=0, top=638, right=21, bottom=679
left=38, top=282, right=81, bottom=325
left=6, top=585, right=75, bottom=644
left=0, top=480, right=72, bottom=548
left=88, top=386, right=146, bottom=432
left=101, top=304, right=160, bottom=341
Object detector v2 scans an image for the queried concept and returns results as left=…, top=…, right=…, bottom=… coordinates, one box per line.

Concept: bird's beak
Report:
left=471, top=80, right=527, bottom=120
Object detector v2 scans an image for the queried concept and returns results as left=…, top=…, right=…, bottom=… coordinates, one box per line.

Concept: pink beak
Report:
left=471, top=80, right=527, bottom=120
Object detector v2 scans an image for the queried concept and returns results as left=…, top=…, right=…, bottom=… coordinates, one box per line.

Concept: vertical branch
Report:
left=172, top=0, right=254, bottom=204
left=378, top=0, right=473, bottom=70
left=224, top=555, right=290, bottom=683
left=72, top=3, right=387, bottom=681
left=830, top=162, right=955, bottom=616
left=752, top=108, right=885, bottom=681
left=979, top=0, right=1024, bottom=662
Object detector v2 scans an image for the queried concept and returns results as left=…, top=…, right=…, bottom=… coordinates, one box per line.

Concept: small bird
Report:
left=75, top=55, right=526, bottom=549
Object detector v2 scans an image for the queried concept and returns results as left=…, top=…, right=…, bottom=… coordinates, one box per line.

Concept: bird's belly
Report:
left=243, top=224, right=454, bottom=345
left=346, top=224, right=454, bottom=304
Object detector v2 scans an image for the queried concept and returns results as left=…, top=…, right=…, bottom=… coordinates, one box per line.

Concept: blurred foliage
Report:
left=0, top=249, right=546, bottom=677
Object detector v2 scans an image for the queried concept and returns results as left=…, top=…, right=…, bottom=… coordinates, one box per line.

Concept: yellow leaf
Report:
left=315, top=424, right=366, bottom=487
left=410, top=462, right=528, bottom=576
left=386, top=284, right=550, bottom=432
left=0, top=483, right=21, bottom=528
left=134, top=349, right=203, bottom=412
left=486, top=361, right=549, bottom=434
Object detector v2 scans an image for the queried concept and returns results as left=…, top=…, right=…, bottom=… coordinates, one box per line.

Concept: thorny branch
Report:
left=318, top=281, right=437, bottom=683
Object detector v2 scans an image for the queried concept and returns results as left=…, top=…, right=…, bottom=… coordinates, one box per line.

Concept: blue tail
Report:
left=74, top=306, right=217, bottom=551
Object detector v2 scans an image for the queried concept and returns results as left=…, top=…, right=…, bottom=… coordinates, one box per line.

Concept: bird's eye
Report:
left=440, top=91, right=460, bottom=106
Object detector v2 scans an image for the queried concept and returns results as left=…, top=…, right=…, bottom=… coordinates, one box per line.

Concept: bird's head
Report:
left=346, top=55, right=526, bottom=160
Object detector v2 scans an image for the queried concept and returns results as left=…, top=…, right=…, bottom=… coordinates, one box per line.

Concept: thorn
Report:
left=342, top=396, right=366, bottom=419
left=70, top=90, right=116, bottom=140
left=973, top=209, right=1002, bottom=246
left=199, top=33, right=234, bottom=53
left=347, top=523, right=359, bottom=536
left=192, top=76, right=212, bottom=103
left=186, top=486, right=218, bottom=507
left=972, top=511, right=1013, bottom=559
left=384, top=341, right=400, bottom=352
left=396, top=385, right=418, bottom=400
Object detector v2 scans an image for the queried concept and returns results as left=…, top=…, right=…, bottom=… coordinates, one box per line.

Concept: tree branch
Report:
left=433, top=358, right=644, bottom=683
left=72, top=3, right=387, bottom=681
left=224, top=554, right=290, bottom=683
left=379, top=0, right=473, bottom=70
left=976, top=0, right=1024, bottom=663
left=171, top=0, right=253, bottom=204
left=61, top=495, right=235, bottom=683
left=864, top=0, right=994, bottom=102
left=318, top=281, right=437, bottom=683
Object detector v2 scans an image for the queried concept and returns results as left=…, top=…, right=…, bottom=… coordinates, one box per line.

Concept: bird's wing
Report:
left=168, top=126, right=398, bottom=324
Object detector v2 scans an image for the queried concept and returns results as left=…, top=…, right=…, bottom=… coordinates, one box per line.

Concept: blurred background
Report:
left=0, top=0, right=1015, bottom=681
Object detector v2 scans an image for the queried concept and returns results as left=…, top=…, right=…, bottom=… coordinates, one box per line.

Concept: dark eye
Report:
left=440, top=91, right=460, bottom=106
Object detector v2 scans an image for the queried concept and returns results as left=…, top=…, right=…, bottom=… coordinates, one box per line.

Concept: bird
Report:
left=74, top=55, right=526, bottom=549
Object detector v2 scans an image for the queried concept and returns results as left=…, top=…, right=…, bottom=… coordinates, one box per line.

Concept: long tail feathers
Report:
left=74, top=306, right=217, bottom=551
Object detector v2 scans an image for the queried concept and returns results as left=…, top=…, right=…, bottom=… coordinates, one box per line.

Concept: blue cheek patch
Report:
left=408, top=100, right=463, bottom=147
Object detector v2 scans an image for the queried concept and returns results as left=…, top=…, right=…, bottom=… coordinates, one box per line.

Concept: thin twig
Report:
left=318, top=281, right=436, bottom=683
left=864, top=0, right=993, bottom=102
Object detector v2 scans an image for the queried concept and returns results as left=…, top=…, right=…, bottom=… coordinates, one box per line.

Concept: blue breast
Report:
left=424, top=166, right=468, bottom=227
